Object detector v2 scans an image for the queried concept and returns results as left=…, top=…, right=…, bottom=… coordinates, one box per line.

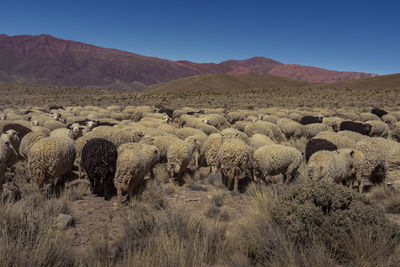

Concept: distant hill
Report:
left=319, top=73, right=400, bottom=89
left=147, top=73, right=400, bottom=93
left=146, top=73, right=311, bottom=93
left=0, top=34, right=377, bottom=90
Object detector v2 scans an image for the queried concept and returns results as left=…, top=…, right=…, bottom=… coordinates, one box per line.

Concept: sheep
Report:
left=252, top=144, right=302, bottom=185
left=200, top=114, right=229, bottom=129
left=276, top=118, right=303, bottom=139
left=227, top=111, right=245, bottom=124
left=302, top=123, right=333, bottom=139
left=195, top=123, right=219, bottom=135
left=232, top=121, right=249, bottom=132
left=0, top=133, right=19, bottom=187
left=19, top=132, right=47, bottom=159
left=365, top=120, right=389, bottom=138
left=322, top=117, right=345, bottom=132
left=157, top=124, right=178, bottom=136
left=50, top=123, right=85, bottom=140
left=289, top=113, right=302, bottom=122
left=249, top=134, right=275, bottom=149
left=106, top=105, right=123, bottom=112
left=381, top=114, right=397, bottom=129
left=300, top=115, right=323, bottom=125
left=218, top=138, right=253, bottom=192
left=176, top=127, right=206, bottom=140
left=145, top=135, right=181, bottom=163
left=80, top=138, right=118, bottom=200
left=371, top=108, right=388, bottom=118
left=31, top=126, right=51, bottom=136
left=261, top=114, right=279, bottom=124
left=184, top=134, right=206, bottom=169
left=43, top=120, right=66, bottom=131
left=391, top=122, right=400, bottom=142
left=308, top=149, right=356, bottom=185
left=244, top=121, right=275, bottom=140
left=2, top=123, right=32, bottom=142
left=28, top=137, right=76, bottom=192
left=339, top=121, right=372, bottom=136
left=314, top=131, right=356, bottom=149
left=305, top=138, right=338, bottom=162
left=200, top=133, right=223, bottom=173
left=158, top=107, right=174, bottom=118
left=336, top=130, right=369, bottom=143
left=167, top=138, right=194, bottom=183
left=174, top=115, right=202, bottom=128
left=360, top=112, right=380, bottom=122
left=355, top=137, right=399, bottom=189
left=221, top=128, right=250, bottom=144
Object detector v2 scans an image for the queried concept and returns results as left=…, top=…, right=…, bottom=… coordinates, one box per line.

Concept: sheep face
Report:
left=364, top=124, right=372, bottom=136
left=86, top=120, right=99, bottom=131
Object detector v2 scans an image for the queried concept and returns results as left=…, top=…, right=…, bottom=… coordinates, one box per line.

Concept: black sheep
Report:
left=300, top=115, right=323, bottom=125
left=371, top=108, right=388, bottom=118
left=2, top=123, right=32, bottom=141
left=305, top=138, right=338, bottom=162
left=49, top=105, right=65, bottom=112
left=158, top=108, right=174, bottom=118
left=339, top=121, right=372, bottom=136
left=80, top=138, right=118, bottom=200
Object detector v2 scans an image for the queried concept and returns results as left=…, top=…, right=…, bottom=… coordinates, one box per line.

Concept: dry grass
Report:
left=1, top=77, right=400, bottom=110
left=368, top=185, right=400, bottom=214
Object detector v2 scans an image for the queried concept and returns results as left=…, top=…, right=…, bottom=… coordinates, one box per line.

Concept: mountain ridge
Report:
left=0, top=34, right=377, bottom=90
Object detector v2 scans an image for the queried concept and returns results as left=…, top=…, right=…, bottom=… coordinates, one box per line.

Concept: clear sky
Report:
left=1, top=0, right=399, bottom=74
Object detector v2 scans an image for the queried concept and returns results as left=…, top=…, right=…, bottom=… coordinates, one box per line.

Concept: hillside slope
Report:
left=146, top=73, right=311, bottom=93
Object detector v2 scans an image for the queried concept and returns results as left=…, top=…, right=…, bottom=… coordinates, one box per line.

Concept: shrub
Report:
left=270, top=181, right=400, bottom=262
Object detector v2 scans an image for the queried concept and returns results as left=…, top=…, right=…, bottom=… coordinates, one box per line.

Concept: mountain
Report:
left=319, top=73, right=400, bottom=89
left=0, top=34, right=377, bottom=90
left=146, top=73, right=311, bottom=93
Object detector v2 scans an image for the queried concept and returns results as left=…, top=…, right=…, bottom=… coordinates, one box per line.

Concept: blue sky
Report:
left=1, top=0, right=399, bottom=74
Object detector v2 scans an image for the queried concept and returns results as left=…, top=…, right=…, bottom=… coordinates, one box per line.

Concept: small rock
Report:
left=54, top=214, right=73, bottom=230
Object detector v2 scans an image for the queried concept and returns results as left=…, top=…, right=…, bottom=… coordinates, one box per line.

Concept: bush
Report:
left=270, top=181, right=400, bottom=262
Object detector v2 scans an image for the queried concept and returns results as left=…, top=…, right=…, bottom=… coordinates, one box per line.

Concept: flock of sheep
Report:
left=1, top=104, right=400, bottom=202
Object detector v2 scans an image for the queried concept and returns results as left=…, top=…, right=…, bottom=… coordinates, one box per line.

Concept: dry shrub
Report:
left=368, top=185, right=400, bottom=214
left=271, top=181, right=400, bottom=264
left=85, top=179, right=228, bottom=267
left=0, top=188, right=74, bottom=267
left=233, top=182, right=400, bottom=266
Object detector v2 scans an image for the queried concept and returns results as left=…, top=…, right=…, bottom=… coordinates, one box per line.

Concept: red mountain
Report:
left=0, top=34, right=377, bottom=90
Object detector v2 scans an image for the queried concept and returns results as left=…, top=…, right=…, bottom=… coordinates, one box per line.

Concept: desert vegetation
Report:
left=0, top=86, right=400, bottom=266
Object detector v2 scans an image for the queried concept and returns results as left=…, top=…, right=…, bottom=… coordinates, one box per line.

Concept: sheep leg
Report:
left=234, top=176, right=239, bottom=192
left=149, top=168, right=155, bottom=180
left=103, top=179, right=111, bottom=201
left=88, top=175, right=95, bottom=194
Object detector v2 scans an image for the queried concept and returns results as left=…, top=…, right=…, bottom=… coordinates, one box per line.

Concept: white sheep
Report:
left=218, top=138, right=253, bottom=192
left=28, top=137, right=76, bottom=191
left=252, top=144, right=302, bottom=184
left=50, top=122, right=85, bottom=140
left=276, top=118, right=303, bottom=139
left=201, top=133, right=223, bottom=174
left=314, top=131, right=356, bottom=149
left=115, top=144, right=159, bottom=202
left=308, top=149, right=355, bottom=184
left=303, top=123, right=333, bottom=139
left=0, top=133, right=19, bottom=187
left=355, top=137, right=399, bottom=190
left=249, top=134, right=275, bottom=149
left=19, top=132, right=47, bottom=159
left=167, top=138, right=193, bottom=182
left=365, top=120, right=389, bottom=138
